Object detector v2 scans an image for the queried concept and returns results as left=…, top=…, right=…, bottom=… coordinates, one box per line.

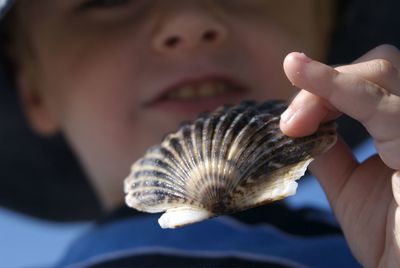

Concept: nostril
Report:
left=154, top=20, right=227, bottom=52
left=202, top=30, right=218, bottom=42
left=164, top=36, right=181, bottom=48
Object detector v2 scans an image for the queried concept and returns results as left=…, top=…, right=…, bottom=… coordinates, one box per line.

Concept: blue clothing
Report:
left=56, top=139, right=377, bottom=268
left=57, top=213, right=360, bottom=268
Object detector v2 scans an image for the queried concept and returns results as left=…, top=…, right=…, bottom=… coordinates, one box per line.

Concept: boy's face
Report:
left=15, top=0, right=333, bottom=209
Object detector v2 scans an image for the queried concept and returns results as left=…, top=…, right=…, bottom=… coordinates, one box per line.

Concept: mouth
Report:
left=145, top=76, right=248, bottom=115
left=162, top=78, right=243, bottom=100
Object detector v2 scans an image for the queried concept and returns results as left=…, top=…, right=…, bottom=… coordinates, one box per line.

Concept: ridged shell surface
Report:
left=124, top=100, right=337, bottom=228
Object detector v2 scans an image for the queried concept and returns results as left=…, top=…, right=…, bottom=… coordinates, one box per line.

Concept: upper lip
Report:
left=144, top=73, right=249, bottom=106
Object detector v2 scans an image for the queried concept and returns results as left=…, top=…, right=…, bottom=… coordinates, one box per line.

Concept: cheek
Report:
left=57, top=93, right=143, bottom=183
left=62, top=97, right=187, bottom=183
left=47, top=77, right=186, bottom=182
left=34, top=51, right=143, bottom=172
left=33, top=31, right=191, bottom=179
left=231, top=3, right=327, bottom=102
left=36, top=31, right=146, bottom=129
left=234, top=24, right=305, bottom=101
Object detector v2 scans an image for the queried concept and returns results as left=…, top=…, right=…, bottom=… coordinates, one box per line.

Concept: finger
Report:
left=336, top=59, right=400, bottom=96
left=376, top=138, right=400, bottom=170
left=283, top=52, right=400, bottom=141
left=338, top=44, right=400, bottom=95
left=391, top=171, right=400, bottom=262
left=393, top=171, right=400, bottom=206
left=352, top=44, right=400, bottom=69
left=280, top=90, right=341, bottom=137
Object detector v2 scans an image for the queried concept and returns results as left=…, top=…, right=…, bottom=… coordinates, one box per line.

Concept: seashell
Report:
left=124, top=100, right=337, bottom=229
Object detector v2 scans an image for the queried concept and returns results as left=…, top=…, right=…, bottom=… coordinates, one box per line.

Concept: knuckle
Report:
left=364, top=79, right=387, bottom=100
left=375, top=44, right=400, bottom=55
left=374, top=58, right=397, bottom=77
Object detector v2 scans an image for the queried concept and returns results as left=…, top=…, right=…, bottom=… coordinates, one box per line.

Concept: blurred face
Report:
left=14, top=0, right=334, bottom=209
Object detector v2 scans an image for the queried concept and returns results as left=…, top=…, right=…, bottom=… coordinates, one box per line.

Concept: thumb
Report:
left=308, top=137, right=358, bottom=208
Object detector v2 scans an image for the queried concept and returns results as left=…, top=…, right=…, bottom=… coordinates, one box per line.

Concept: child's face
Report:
left=15, top=0, right=333, bottom=208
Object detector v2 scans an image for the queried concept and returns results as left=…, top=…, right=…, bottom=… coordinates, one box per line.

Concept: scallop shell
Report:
left=124, top=100, right=337, bottom=228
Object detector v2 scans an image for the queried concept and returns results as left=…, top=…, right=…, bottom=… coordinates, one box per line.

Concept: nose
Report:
left=153, top=8, right=228, bottom=53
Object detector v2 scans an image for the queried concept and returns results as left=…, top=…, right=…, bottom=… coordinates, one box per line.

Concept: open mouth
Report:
left=144, top=76, right=248, bottom=115
left=162, top=78, right=243, bottom=101
left=150, top=76, right=247, bottom=103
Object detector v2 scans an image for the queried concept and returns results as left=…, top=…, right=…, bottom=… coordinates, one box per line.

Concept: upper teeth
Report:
left=166, top=81, right=230, bottom=100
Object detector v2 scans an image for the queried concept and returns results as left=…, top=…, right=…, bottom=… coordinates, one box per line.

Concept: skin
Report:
left=13, top=0, right=332, bottom=209
left=9, top=0, right=400, bottom=267
left=281, top=46, right=400, bottom=267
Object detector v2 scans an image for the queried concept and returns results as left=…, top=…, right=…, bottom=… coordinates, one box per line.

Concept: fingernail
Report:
left=293, top=52, right=312, bottom=63
left=280, top=107, right=296, bottom=124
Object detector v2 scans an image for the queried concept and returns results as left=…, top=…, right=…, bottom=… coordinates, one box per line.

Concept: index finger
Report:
left=282, top=52, right=400, bottom=141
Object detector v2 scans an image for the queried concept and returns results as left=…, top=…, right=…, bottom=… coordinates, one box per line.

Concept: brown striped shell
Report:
left=124, top=100, right=337, bottom=228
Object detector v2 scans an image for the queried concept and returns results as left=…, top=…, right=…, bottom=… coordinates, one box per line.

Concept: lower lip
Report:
left=147, top=92, right=246, bottom=117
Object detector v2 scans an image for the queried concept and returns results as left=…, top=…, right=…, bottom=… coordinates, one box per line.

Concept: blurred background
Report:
left=0, top=208, right=90, bottom=267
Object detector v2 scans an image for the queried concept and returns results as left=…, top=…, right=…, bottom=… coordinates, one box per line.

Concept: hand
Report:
left=280, top=45, right=400, bottom=268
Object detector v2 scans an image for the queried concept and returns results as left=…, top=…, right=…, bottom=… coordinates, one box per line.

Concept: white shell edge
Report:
left=158, top=207, right=213, bottom=229
left=281, top=158, right=314, bottom=198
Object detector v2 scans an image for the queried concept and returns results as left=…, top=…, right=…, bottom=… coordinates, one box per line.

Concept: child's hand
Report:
left=280, top=45, right=400, bottom=268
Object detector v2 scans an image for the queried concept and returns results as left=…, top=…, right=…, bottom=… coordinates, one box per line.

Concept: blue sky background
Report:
left=0, top=138, right=376, bottom=267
